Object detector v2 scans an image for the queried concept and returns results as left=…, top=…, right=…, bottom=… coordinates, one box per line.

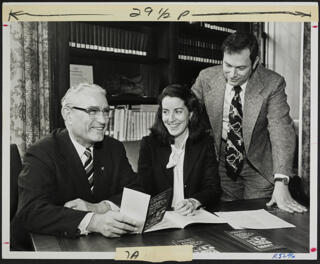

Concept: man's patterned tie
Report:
left=84, top=148, right=94, bottom=193
left=225, top=85, right=245, bottom=180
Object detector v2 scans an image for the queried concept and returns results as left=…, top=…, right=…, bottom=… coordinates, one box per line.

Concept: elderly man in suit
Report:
left=12, top=83, right=139, bottom=250
left=192, top=32, right=307, bottom=213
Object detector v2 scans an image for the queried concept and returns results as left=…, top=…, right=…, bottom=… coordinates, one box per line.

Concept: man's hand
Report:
left=266, top=182, right=308, bottom=213
left=174, top=199, right=197, bottom=216
left=87, top=211, right=137, bottom=237
left=64, top=198, right=111, bottom=214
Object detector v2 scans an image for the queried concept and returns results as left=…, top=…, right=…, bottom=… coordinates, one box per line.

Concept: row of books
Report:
left=203, top=23, right=237, bottom=33
left=178, top=54, right=222, bottom=64
left=106, top=104, right=159, bottom=141
left=180, top=38, right=221, bottom=51
left=187, top=22, right=237, bottom=33
left=69, top=22, right=148, bottom=56
left=178, top=38, right=223, bottom=64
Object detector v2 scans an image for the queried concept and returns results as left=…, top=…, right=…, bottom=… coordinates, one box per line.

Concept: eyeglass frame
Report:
left=67, top=105, right=110, bottom=119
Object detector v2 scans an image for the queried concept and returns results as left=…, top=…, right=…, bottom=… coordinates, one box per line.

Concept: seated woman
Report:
left=138, top=84, right=221, bottom=216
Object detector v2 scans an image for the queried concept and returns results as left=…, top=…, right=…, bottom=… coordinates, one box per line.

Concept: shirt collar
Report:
left=226, top=81, right=248, bottom=92
left=68, top=132, right=93, bottom=158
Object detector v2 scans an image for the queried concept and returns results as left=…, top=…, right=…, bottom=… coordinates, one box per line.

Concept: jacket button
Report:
left=64, top=231, right=68, bottom=236
left=184, top=185, right=187, bottom=188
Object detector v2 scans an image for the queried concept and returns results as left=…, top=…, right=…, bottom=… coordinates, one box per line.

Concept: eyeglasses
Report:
left=68, top=106, right=110, bottom=119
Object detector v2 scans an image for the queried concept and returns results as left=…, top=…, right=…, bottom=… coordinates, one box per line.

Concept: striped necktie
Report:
left=84, top=148, right=94, bottom=193
left=225, top=85, right=245, bottom=180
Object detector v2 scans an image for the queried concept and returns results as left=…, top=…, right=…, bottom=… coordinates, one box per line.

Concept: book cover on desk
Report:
left=120, top=188, right=227, bottom=234
left=225, top=230, right=291, bottom=252
left=172, top=237, right=220, bottom=253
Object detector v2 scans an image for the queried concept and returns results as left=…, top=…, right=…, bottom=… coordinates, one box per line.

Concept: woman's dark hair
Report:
left=221, top=32, right=259, bottom=65
left=150, top=84, right=207, bottom=145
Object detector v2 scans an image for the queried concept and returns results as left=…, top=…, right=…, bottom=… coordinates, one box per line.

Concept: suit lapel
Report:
left=183, top=139, right=202, bottom=183
left=243, top=67, right=264, bottom=152
left=57, top=130, right=92, bottom=199
left=207, top=70, right=226, bottom=155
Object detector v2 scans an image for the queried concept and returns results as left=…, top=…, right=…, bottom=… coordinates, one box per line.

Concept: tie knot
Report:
left=84, top=148, right=92, bottom=158
left=233, top=85, right=242, bottom=94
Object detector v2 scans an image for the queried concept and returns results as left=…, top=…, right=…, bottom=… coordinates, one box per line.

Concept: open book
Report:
left=145, top=208, right=227, bottom=232
left=120, top=188, right=226, bottom=233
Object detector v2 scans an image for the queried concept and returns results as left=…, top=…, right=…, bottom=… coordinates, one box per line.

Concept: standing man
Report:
left=192, top=32, right=307, bottom=213
left=12, top=83, right=138, bottom=250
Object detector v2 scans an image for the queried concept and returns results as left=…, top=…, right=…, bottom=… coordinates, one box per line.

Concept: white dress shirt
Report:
left=166, top=130, right=194, bottom=208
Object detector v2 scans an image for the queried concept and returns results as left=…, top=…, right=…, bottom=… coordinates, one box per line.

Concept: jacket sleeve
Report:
left=190, top=137, right=221, bottom=207
left=16, top=148, right=87, bottom=238
left=191, top=70, right=205, bottom=104
left=266, top=77, right=296, bottom=177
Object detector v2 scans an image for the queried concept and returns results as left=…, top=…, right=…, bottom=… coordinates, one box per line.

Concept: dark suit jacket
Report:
left=13, top=128, right=137, bottom=239
left=138, top=134, right=221, bottom=207
left=192, top=64, right=296, bottom=183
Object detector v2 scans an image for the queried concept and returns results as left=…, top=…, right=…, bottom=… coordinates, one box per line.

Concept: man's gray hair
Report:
left=61, top=83, right=107, bottom=107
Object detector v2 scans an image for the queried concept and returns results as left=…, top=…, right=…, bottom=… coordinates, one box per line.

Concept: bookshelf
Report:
left=175, top=22, right=238, bottom=88
left=48, top=21, right=253, bottom=140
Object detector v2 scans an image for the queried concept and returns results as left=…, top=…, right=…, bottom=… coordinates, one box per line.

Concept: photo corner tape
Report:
left=114, top=245, right=193, bottom=262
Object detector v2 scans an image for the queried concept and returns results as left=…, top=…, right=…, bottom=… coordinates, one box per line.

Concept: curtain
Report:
left=301, top=23, right=310, bottom=197
left=10, top=22, right=50, bottom=156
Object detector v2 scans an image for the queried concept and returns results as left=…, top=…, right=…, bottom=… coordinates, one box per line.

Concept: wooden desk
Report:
left=31, top=198, right=309, bottom=252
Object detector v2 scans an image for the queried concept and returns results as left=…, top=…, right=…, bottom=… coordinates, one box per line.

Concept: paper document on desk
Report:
left=145, top=209, right=227, bottom=232
left=215, top=209, right=295, bottom=229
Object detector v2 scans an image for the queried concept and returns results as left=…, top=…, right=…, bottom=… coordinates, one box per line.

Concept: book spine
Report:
left=119, top=107, right=125, bottom=141
left=123, top=30, right=129, bottom=54
left=84, top=23, right=90, bottom=49
left=119, top=29, right=125, bottom=54
left=114, top=108, right=119, bottom=140
left=138, top=32, right=144, bottom=56
left=75, top=23, right=80, bottom=48
left=80, top=23, right=85, bottom=49
left=136, top=111, right=141, bottom=140
left=93, top=24, right=98, bottom=50
left=123, top=106, right=129, bottom=141
left=105, top=26, right=110, bottom=52
left=142, top=111, right=147, bottom=137
left=127, top=109, right=132, bottom=141
left=114, top=28, right=120, bottom=53
left=108, top=107, right=115, bottom=138
left=141, top=32, right=148, bottom=56
left=100, top=25, right=106, bottom=51
left=89, top=24, right=94, bottom=50
left=69, top=22, right=76, bottom=47
left=110, top=27, right=116, bottom=53
left=132, top=31, right=138, bottom=55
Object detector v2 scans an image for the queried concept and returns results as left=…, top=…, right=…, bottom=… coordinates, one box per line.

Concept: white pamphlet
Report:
left=215, top=209, right=296, bottom=229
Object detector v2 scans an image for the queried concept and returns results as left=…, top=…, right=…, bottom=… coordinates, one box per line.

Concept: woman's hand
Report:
left=174, top=199, right=198, bottom=216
